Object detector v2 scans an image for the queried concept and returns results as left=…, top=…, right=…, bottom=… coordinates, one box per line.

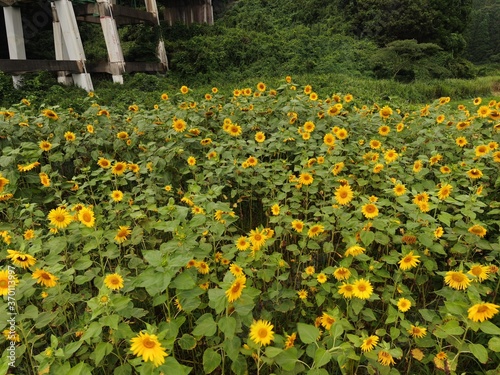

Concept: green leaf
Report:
left=73, top=256, right=93, bottom=270
left=81, top=321, right=102, bottom=342
left=314, top=347, right=332, bottom=368
left=208, top=288, right=227, bottom=314
left=178, top=334, right=197, bottom=350
left=93, top=342, right=113, bottom=366
left=63, top=341, right=83, bottom=360
left=297, top=323, right=320, bottom=344
left=67, top=362, right=92, bottom=375
left=360, top=230, right=375, bottom=246
left=265, top=346, right=283, bottom=358
left=479, top=321, right=500, bottom=335
left=163, top=357, right=191, bottom=375
left=469, top=343, right=488, bottom=363
left=113, top=364, right=132, bottom=375
left=488, top=337, right=500, bottom=352
left=417, top=233, right=433, bottom=248
left=275, top=347, right=299, bottom=371
left=218, top=316, right=237, bottom=339
left=192, top=314, right=217, bottom=337
left=171, top=271, right=197, bottom=290
left=203, top=348, right=221, bottom=374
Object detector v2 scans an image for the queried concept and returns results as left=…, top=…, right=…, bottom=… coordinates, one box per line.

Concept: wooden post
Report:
left=3, top=6, right=26, bottom=88
left=97, top=0, right=125, bottom=84
left=52, top=0, right=93, bottom=91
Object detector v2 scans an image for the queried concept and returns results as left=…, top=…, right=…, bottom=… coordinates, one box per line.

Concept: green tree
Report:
left=345, top=0, right=472, bottom=50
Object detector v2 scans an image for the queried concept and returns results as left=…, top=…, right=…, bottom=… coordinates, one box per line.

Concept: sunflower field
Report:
left=0, top=79, right=500, bottom=375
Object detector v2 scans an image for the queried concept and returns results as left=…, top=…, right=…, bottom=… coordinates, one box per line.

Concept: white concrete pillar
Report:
left=52, top=0, right=94, bottom=91
left=145, top=0, right=168, bottom=69
left=51, top=2, right=73, bottom=86
left=3, top=6, right=26, bottom=88
left=97, top=0, right=125, bottom=84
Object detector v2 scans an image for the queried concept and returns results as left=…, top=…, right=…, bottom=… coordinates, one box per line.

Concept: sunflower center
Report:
left=357, top=284, right=366, bottom=291
left=142, top=338, right=156, bottom=349
left=254, top=234, right=262, bottom=241
left=55, top=214, right=66, bottom=223
left=0, top=280, right=7, bottom=288
left=366, top=205, right=375, bottom=213
left=83, top=212, right=91, bottom=221
left=451, top=274, right=465, bottom=282
left=231, top=283, right=241, bottom=293
left=41, top=273, right=51, bottom=280
left=339, top=191, right=348, bottom=198
left=477, top=305, right=488, bottom=313
left=258, top=328, right=268, bottom=338
left=18, top=255, right=28, bottom=261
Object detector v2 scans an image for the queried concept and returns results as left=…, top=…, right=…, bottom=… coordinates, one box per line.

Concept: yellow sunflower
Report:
left=397, top=298, right=411, bottom=312
left=437, top=184, right=452, bottom=200
left=320, top=312, right=335, bottom=330
left=130, top=331, right=168, bottom=368
left=97, top=158, right=111, bottom=169
left=378, top=350, right=396, bottom=366
left=467, top=302, right=500, bottom=322
left=393, top=184, right=406, bottom=196
left=115, top=225, right=132, bottom=243
left=378, top=125, right=390, bottom=137
left=467, top=168, right=483, bottom=179
left=229, top=263, right=244, bottom=277
left=111, top=161, right=128, bottom=175
left=32, top=269, right=58, bottom=288
left=409, top=325, right=427, bottom=338
left=236, top=236, right=250, bottom=251
left=47, top=207, right=72, bottom=229
left=111, top=190, right=124, bottom=202
left=249, top=319, right=274, bottom=346
left=360, top=335, right=379, bottom=352
left=249, top=228, right=267, bottom=251
left=308, top=224, right=325, bottom=238
left=352, top=279, right=373, bottom=299
left=228, top=124, right=242, bottom=137
left=104, top=273, right=124, bottom=290
left=334, top=184, right=354, bottom=205
left=468, top=224, right=487, bottom=238
left=338, top=283, right=354, bottom=299
left=291, top=219, right=304, bottom=233
left=6, top=250, right=36, bottom=269
left=379, top=106, right=393, bottom=119
left=361, top=203, right=379, bottom=219
left=255, top=131, right=266, bottom=143
left=39, top=140, right=52, bottom=152
left=298, top=172, right=314, bottom=185
left=226, top=275, right=246, bottom=302
left=399, top=252, right=420, bottom=270
left=333, top=267, right=351, bottom=281
left=78, top=207, right=95, bottom=228
left=64, top=131, right=76, bottom=141
left=383, top=149, right=398, bottom=163
left=468, top=264, right=490, bottom=282
left=345, top=245, right=365, bottom=257
left=444, top=270, right=471, bottom=290
left=456, top=136, right=467, bottom=147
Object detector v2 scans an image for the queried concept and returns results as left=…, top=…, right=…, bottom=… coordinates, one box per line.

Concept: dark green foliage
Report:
left=370, top=40, right=476, bottom=81
left=463, top=0, right=500, bottom=63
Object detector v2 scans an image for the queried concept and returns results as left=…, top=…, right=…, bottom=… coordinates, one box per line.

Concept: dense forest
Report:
left=1, top=0, right=499, bottom=84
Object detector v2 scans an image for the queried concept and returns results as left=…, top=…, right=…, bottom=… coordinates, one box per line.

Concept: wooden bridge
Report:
left=0, top=0, right=214, bottom=91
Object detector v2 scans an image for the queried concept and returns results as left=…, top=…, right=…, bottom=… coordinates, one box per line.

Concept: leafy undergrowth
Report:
left=0, top=79, right=500, bottom=375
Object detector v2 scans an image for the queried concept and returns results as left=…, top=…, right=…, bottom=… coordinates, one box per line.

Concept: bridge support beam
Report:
left=97, top=0, right=125, bottom=84
left=52, top=0, right=93, bottom=91
left=3, top=6, right=26, bottom=88
left=145, top=0, right=168, bottom=70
